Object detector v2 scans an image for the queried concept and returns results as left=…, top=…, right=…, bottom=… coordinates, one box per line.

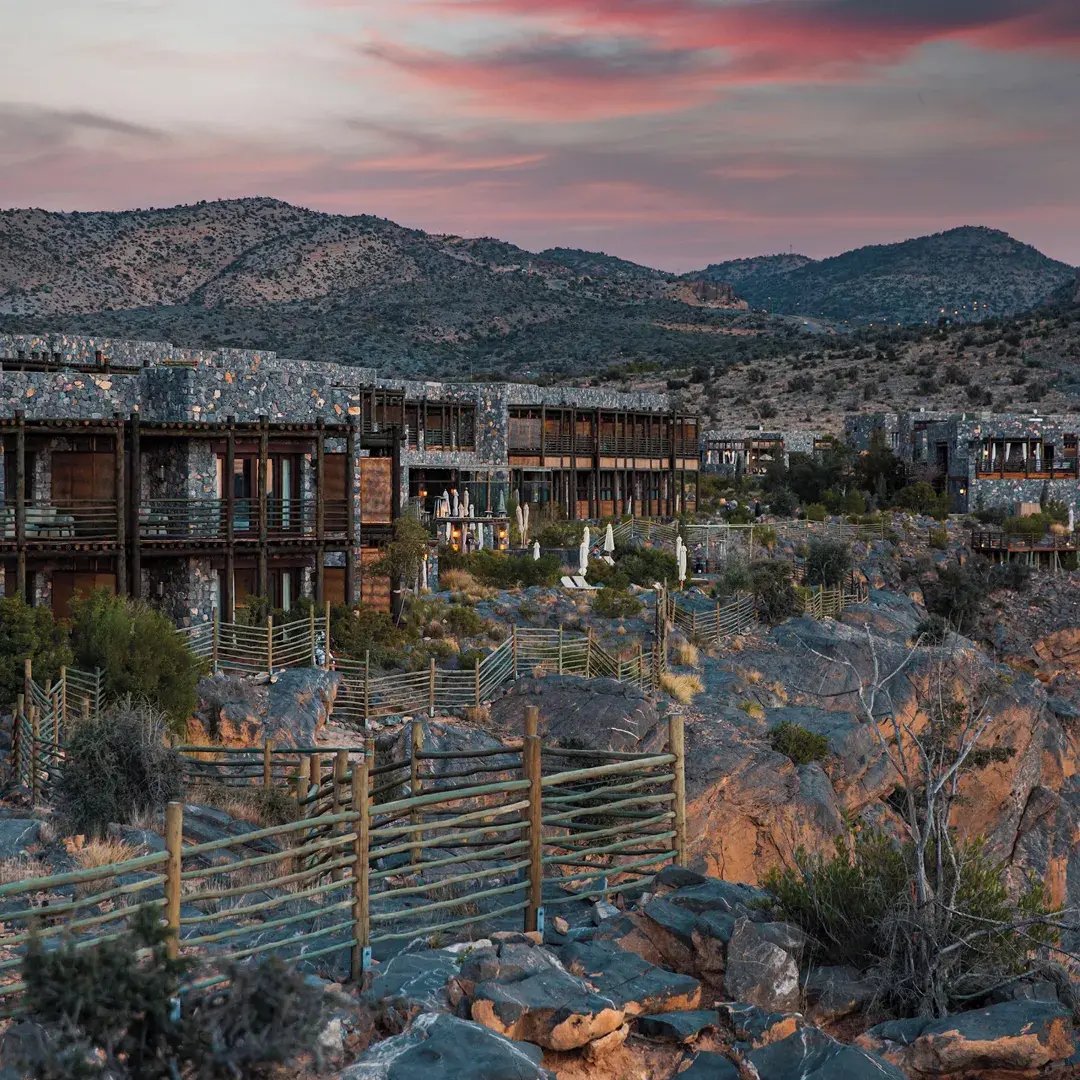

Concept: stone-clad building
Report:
left=846, top=410, right=1080, bottom=513
left=0, top=334, right=697, bottom=622
left=701, top=427, right=831, bottom=475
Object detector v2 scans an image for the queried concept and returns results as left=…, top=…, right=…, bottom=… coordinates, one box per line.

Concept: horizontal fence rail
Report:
left=0, top=707, right=686, bottom=1013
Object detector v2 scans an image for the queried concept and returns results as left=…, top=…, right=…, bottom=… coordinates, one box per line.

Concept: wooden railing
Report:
left=0, top=708, right=686, bottom=1011
left=801, top=581, right=869, bottom=619
left=180, top=609, right=328, bottom=676
left=666, top=593, right=755, bottom=644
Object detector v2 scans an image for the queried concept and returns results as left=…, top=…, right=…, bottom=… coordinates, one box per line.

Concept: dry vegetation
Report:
left=660, top=672, right=704, bottom=704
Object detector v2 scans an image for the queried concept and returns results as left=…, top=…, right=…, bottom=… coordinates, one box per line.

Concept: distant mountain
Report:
left=0, top=202, right=1072, bottom=377
left=690, top=227, right=1075, bottom=324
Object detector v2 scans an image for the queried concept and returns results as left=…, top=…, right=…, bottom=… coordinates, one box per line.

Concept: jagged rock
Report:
left=581, top=1022, right=629, bottom=1062
left=745, top=1023, right=906, bottom=1080
left=723, top=918, right=801, bottom=1012
left=0, top=818, right=41, bottom=857
left=857, top=1000, right=1077, bottom=1076
left=558, top=940, right=702, bottom=1016
left=487, top=675, right=664, bottom=752
left=723, top=1003, right=805, bottom=1049
left=342, top=1012, right=550, bottom=1079
left=365, top=950, right=460, bottom=1011
left=802, top=964, right=877, bottom=1023
left=635, top=1009, right=719, bottom=1043
left=470, top=965, right=623, bottom=1051
left=679, top=1051, right=741, bottom=1079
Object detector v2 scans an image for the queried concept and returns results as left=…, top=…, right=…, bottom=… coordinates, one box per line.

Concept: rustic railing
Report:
left=0, top=708, right=686, bottom=1012
left=666, top=593, right=755, bottom=644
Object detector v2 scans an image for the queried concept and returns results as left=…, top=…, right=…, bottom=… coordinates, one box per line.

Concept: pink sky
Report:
left=1, top=0, right=1077, bottom=270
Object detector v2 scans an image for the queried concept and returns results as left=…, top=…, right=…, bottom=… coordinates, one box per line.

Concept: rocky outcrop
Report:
left=857, top=1000, right=1077, bottom=1077
left=190, top=667, right=340, bottom=747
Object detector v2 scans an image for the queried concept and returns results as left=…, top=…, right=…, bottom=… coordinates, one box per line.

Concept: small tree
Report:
left=804, top=538, right=852, bottom=588
left=0, top=596, right=71, bottom=705
left=375, top=516, right=431, bottom=622
left=69, top=591, right=201, bottom=726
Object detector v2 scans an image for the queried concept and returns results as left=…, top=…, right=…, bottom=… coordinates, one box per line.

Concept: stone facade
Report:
left=847, top=410, right=1080, bottom=513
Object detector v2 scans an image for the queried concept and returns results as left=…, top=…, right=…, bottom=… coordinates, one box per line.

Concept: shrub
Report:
left=442, top=550, right=562, bottom=588
left=924, top=560, right=988, bottom=633
left=928, top=526, right=948, bottom=550
left=444, top=604, right=486, bottom=638
left=767, top=488, right=798, bottom=517
left=660, top=672, right=703, bottom=704
left=69, top=591, right=202, bottom=727
left=892, top=482, right=950, bottom=519
left=804, top=539, right=852, bottom=587
left=615, top=546, right=679, bottom=587
left=989, top=561, right=1032, bottom=592
left=713, top=561, right=752, bottom=598
left=804, top=503, right=827, bottom=522
left=0, top=596, right=72, bottom=707
left=671, top=639, right=700, bottom=668
left=915, top=614, right=950, bottom=645
left=55, top=700, right=183, bottom=837
left=592, top=587, right=644, bottom=620
left=769, top=720, right=829, bottom=765
left=330, top=604, right=406, bottom=667
left=16, top=906, right=324, bottom=1079
left=750, top=560, right=800, bottom=624
left=755, top=525, right=777, bottom=551
left=534, top=521, right=582, bottom=548
left=188, top=783, right=299, bottom=827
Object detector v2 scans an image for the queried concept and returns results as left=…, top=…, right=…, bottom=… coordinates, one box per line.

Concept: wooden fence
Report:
left=330, top=626, right=665, bottom=728
left=801, top=580, right=869, bottom=619
left=0, top=707, right=686, bottom=1012
left=665, top=592, right=756, bottom=645
left=179, top=608, right=329, bottom=676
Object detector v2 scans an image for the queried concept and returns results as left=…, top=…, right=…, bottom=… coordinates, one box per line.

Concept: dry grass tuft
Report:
left=189, top=783, right=299, bottom=827
left=441, top=568, right=496, bottom=601
left=672, top=639, right=701, bottom=668
left=0, top=855, right=51, bottom=886
left=660, top=673, right=704, bottom=704
left=68, top=837, right=141, bottom=871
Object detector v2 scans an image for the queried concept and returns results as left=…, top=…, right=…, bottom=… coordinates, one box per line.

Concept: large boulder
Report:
left=487, top=675, right=664, bottom=752
left=743, top=1023, right=906, bottom=1080
left=857, top=1000, right=1077, bottom=1076
left=342, top=1013, right=550, bottom=1079
left=0, top=818, right=41, bottom=859
left=722, top=918, right=801, bottom=1013
left=191, top=668, right=340, bottom=747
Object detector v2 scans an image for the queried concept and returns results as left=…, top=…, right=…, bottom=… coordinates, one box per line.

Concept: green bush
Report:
left=804, top=539, right=852, bottom=587
left=615, top=545, right=679, bottom=586
left=924, top=560, right=988, bottom=633
left=1003, top=512, right=1054, bottom=537
left=69, top=591, right=202, bottom=726
left=928, top=526, right=948, bottom=550
left=769, top=720, right=829, bottom=765
left=55, top=700, right=183, bottom=837
left=750, top=560, right=800, bottom=624
left=533, top=521, right=582, bottom=548
left=891, top=482, right=950, bottom=519
left=441, top=550, right=562, bottom=588
left=713, top=561, right=752, bottom=599
left=0, top=596, right=71, bottom=707
left=804, top=503, right=828, bottom=522
left=330, top=604, right=406, bottom=667
left=989, top=561, right=1033, bottom=592
left=16, top=906, right=324, bottom=1079
left=444, top=603, right=486, bottom=638
left=592, top=587, right=644, bottom=620
left=915, top=614, right=951, bottom=645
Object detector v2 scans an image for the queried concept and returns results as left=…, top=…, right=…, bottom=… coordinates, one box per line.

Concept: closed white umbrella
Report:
left=461, top=489, right=470, bottom=518
left=1070, top=506, right=1075, bottom=533
left=522, top=502, right=530, bottom=544
left=678, top=544, right=687, bottom=583
left=532, top=539, right=541, bottom=561
left=604, top=522, right=615, bottom=553
left=451, top=489, right=460, bottom=517
left=578, top=538, right=589, bottom=576
left=626, top=497, right=633, bottom=518
left=475, top=522, right=484, bottom=550
left=583, top=525, right=591, bottom=551
left=515, top=503, right=525, bottom=540
left=440, top=490, right=451, bottom=517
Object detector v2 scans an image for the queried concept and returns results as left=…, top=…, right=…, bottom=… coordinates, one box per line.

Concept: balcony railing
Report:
left=509, top=434, right=699, bottom=457
left=1, top=501, right=118, bottom=543
left=974, top=461, right=1079, bottom=479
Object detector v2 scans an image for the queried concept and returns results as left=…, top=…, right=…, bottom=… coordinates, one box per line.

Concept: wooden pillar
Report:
left=592, top=407, right=601, bottom=519
left=345, top=420, right=358, bottom=606
left=524, top=703, right=539, bottom=739
left=315, top=417, right=325, bottom=603
left=257, top=415, right=269, bottom=597
left=668, top=412, right=678, bottom=518
left=669, top=712, right=687, bottom=867
left=223, top=418, right=236, bottom=620
left=524, top=732, right=543, bottom=932
left=569, top=406, right=577, bottom=519
left=262, top=738, right=273, bottom=789
left=129, top=413, right=142, bottom=598
left=351, top=754, right=371, bottom=981
left=14, top=409, right=26, bottom=599
left=390, top=433, right=402, bottom=523
left=410, top=719, right=423, bottom=865
left=164, top=801, right=183, bottom=958
left=114, top=414, right=127, bottom=596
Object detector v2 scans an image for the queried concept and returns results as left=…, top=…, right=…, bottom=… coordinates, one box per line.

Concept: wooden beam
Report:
left=129, top=413, right=142, bottom=598
left=114, top=415, right=127, bottom=595
left=257, top=414, right=269, bottom=597
left=345, top=420, right=358, bottom=605
left=225, top=418, right=236, bottom=621
left=14, top=410, right=26, bottom=599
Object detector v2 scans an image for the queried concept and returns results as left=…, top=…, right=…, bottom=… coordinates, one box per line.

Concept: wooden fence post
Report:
left=668, top=712, right=687, bottom=868
left=351, top=753, right=370, bottom=982
left=512, top=625, right=519, bottom=678
left=212, top=609, right=220, bottom=674
left=410, top=720, right=423, bottom=865
left=29, top=706, right=39, bottom=807
left=586, top=629, right=594, bottom=677
left=165, top=801, right=183, bottom=959
left=324, top=601, right=332, bottom=671
left=12, top=693, right=23, bottom=771
left=333, top=750, right=348, bottom=881
left=23, top=658, right=31, bottom=720
left=309, top=605, right=317, bottom=667
left=58, top=666, right=67, bottom=729
left=310, top=753, right=323, bottom=808
left=474, top=656, right=481, bottom=706
left=558, top=628, right=564, bottom=674
left=262, top=739, right=273, bottom=790
left=81, top=695, right=91, bottom=722
left=266, top=615, right=274, bottom=673
left=428, top=657, right=436, bottom=717
left=524, top=703, right=539, bottom=739
left=363, top=650, right=371, bottom=723
left=524, top=732, right=543, bottom=933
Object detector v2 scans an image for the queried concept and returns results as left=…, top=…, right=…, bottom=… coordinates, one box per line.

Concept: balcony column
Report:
left=391, top=430, right=402, bottom=522
left=592, top=407, right=601, bottom=519
left=539, top=404, right=545, bottom=469
left=257, top=415, right=269, bottom=598
left=315, top=418, right=325, bottom=604
left=129, top=413, right=142, bottom=598
left=114, top=413, right=127, bottom=596
left=224, top=419, right=236, bottom=621
left=668, top=412, right=678, bottom=516
left=345, top=419, right=359, bottom=607
left=14, top=410, right=26, bottom=599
